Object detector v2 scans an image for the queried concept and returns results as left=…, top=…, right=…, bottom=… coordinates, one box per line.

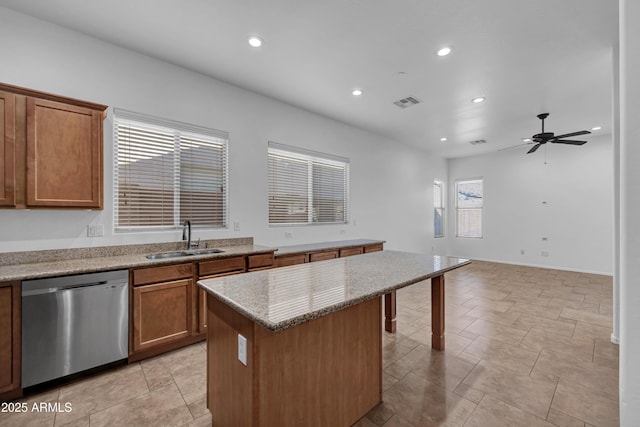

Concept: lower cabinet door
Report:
left=132, top=279, right=193, bottom=352
left=0, top=282, right=20, bottom=395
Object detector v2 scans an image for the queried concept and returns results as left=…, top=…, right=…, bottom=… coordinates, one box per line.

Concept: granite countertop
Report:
left=198, top=250, right=470, bottom=332
left=0, top=243, right=275, bottom=282
left=275, top=239, right=385, bottom=256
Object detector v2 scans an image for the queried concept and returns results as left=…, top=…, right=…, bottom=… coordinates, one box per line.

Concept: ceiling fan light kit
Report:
left=526, top=113, right=590, bottom=154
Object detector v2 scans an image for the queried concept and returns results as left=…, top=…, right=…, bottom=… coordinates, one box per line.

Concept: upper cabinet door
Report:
left=0, top=91, right=16, bottom=207
left=26, top=97, right=103, bottom=208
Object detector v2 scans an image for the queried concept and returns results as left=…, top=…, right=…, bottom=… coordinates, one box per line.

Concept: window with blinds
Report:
left=268, top=142, right=349, bottom=225
left=455, top=178, right=483, bottom=238
left=113, top=110, right=228, bottom=232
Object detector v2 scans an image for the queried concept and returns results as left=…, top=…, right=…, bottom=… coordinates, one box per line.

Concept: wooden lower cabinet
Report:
left=132, top=278, right=193, bottom=353
left=309, top=250, right=339, bottom=262
left=340, top=246, right=364, bottom=257
left=130, top=263, right=196, bottom=360
left=0, top=281, right=20, bottom=400
left=274, top=253, right=308, bottom=267
left=247, top=253, right=274, bottom=271
left=364, top=243, right=384, bottom=253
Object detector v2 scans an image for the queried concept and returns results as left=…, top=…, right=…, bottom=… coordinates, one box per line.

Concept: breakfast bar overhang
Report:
left=198, top=250, right=470, bottom=426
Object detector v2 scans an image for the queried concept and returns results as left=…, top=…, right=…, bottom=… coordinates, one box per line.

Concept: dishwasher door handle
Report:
left=21, top=281, right=124, bottom=296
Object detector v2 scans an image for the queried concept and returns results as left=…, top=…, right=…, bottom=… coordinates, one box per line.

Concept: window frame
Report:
left=455, top=178, right=483, bottom=239
left=434, top=180, right=445, bottom=238
left=267, top=141, right=350, bottom=226
left=112, top=109, right=229, bottom=233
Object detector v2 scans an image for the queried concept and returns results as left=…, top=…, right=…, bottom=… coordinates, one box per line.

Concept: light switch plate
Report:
left=238, top=334, right=247, bottom=366
left=87, top=224, right=104, bottom=237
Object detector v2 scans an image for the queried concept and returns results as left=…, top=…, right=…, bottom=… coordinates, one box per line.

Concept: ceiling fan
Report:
left=526, top=113, right=590, bottom=154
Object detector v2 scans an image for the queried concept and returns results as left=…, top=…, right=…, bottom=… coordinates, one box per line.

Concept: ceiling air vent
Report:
left=468, top=139, right=487, bottom=145
left=393, top=96, right=422, bottom=109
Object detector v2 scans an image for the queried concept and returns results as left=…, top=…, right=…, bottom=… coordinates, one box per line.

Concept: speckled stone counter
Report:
left=202, top=250, right=470, bottom=426
left=274, top=238, right=385, bottom=256
left=0, top=240, right=275, bottom=281
left=199, top=250, right=469, bottom=332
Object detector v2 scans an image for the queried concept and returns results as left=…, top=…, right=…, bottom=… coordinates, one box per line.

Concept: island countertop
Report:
left=198, top=250, right=470, bottom=332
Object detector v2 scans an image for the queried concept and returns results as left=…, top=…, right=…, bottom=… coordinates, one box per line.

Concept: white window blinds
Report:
left=113, top=110, right=228, bottom=231
left=268, top=142, right=349, bottom=225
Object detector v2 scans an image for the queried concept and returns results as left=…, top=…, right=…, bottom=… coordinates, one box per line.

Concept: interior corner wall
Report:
left=446, top=134, right=613, bottom=275
left=0, top=7, right=445, bottom=254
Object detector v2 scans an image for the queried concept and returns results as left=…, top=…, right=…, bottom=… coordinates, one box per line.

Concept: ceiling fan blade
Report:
left=552, top=130, right=591, bottom=139
left=527, top=144, right=542, bottom=154
left=552, top=139, right=587, bottom=145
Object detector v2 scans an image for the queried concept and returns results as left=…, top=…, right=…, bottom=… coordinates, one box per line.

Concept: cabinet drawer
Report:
left=340, top=247, right=364, bottom=257
left=364, top=243, right=384, bottom=253
left=309, top=250, right=338, bottom=262
left=133, top=263, right=193, bottom=286
left=199, top=256, right=245, bottom=277
left=248, top=253, right=274, bottom=270
left=274, top=254, right=308, bottom=267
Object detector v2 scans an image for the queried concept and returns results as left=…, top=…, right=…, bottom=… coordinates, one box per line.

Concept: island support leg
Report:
left=384, top=291, right=396, bottom=332
left=431, top=274, right=445, bottom=350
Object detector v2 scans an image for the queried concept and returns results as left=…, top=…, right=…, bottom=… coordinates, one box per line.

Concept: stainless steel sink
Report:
left=145, top=248, right=224, bottom=259
left=187, top=248, right=224, bottom=255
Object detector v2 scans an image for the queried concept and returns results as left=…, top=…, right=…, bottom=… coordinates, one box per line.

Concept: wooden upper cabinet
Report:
left=26, top=97, right=103, bottom=208
left=0, top=82, right=107, bottom=210
left=0, top=91, right=16, bottom=207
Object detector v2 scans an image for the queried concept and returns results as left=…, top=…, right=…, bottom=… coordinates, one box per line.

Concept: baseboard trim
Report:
left=455, top=256, right=612, bottom=277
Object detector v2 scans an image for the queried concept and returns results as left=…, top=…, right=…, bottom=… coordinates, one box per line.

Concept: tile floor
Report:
left=0, top=261, right=618, bottom=427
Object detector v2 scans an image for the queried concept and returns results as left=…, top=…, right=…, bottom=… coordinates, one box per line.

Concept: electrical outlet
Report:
left=340, top=229, right=346, bottom=235
left=87, top=224, right=104, bottom=237
left=285, top=232, right=293, bottom=239
left=520, top=249, right=525, bottom=255
left=233, top=221, right=240, bottom=231
left=238, top=334, right=247, bottom=366
left=541, top=251, right=549, bottom=257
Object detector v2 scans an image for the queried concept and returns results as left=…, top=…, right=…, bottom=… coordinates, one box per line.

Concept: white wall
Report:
left=447, top=134, right=613, bottom=275
left=0, top=8, right=445, bottom=254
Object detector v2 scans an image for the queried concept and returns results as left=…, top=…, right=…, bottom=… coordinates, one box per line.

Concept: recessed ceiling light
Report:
left=471, top=97, right=486, bottom=104
left=437, top=46, right=452, bottom=57
left=248, top=35, right=263, bottom=48
left=352, top=89, right=363, bottom=96
left=591, top=126, right=602, bottom=131
left=440, top=137, right=448, bottom=142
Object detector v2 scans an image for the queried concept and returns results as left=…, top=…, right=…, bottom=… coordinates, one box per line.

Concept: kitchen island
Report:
left=198, top=250, right=470, bottom=427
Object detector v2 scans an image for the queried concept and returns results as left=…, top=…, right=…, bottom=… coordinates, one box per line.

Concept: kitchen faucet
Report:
left=182, top=220, right=198, bottom=250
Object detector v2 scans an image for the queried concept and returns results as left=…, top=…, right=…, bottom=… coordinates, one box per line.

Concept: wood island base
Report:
left=206, top=294, right=382, bottom=427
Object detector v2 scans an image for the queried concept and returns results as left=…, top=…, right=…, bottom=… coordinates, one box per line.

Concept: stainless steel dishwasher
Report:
left=22, top=269, right=129, bottom=388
